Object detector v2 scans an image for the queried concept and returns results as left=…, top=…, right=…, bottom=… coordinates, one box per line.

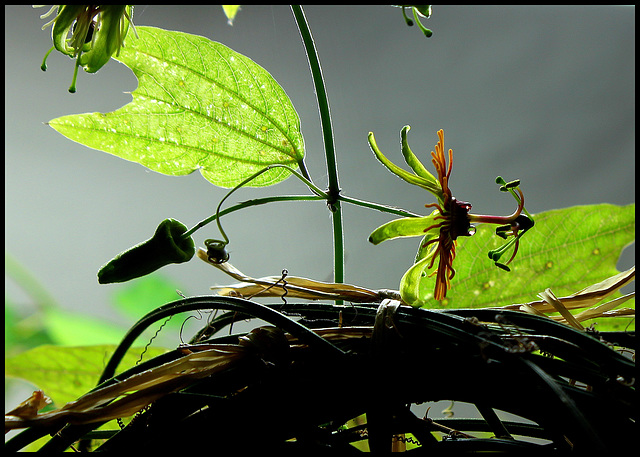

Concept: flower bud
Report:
left=98, top=218, right=195, bottom=284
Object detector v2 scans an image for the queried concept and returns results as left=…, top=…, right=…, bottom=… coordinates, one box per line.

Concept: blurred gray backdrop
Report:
left=5, top=6, right=635, bottom=326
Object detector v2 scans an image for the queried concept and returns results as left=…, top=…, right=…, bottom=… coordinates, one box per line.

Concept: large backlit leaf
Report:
left=5, top=345, right=167, bottom=407
left=418, top=204, right=635, bottom=320
left=48, top=26, right=304, bottom=188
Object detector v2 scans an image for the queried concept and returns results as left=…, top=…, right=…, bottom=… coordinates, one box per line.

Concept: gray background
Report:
left=5, top=6, right=635, bottom=330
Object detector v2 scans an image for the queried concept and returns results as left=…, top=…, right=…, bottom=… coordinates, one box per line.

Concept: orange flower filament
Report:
left=422, top=130, right=474, bottom=300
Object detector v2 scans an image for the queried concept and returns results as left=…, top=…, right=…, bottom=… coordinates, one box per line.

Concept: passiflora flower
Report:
left=368, top=127, right=533, bottom=306
left=37, top=5, right=136, bottom=93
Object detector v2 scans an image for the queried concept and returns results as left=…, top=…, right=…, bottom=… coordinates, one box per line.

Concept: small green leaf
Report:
left=418, top=204, right=635, bottom=320
left=5, top=345, right=168, bottom=406
left=49, top=26, right=304, bottom=188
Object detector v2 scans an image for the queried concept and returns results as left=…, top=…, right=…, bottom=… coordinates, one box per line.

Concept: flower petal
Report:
left=400, top=126, right=438, bottom=184
left=368, top=215, right=438, bottom=245
left=51, top=5, right=86, bottom=56
left=79, top=6, right=131, bottom=73
left=399, top=254, right=434, bottom=306
left=368, top=131, right=442, bottom=195
left=414, top=229, right=440, bottom=262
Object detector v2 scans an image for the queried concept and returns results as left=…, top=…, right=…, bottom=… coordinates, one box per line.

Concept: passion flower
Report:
left=368, top=127, right=533, bottom=305
left=37, top=5, right=136, bottom=92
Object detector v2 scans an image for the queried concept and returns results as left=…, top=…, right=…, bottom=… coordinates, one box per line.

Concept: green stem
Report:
left=183, top=164, right=327, bottom=240
left=338, top=195, right=421, bottom=218
left=185, top=194, right=325, bottom=239
left=187, top=7, right=420, bottom=293
left=291, top=6, right=340, bottom=201
left=297, top=157, right=313, bottom=183
left=184, top=191, right=420, bottom=241
left=292, top=5, right=344, bottom=293
left=331, top=201, right=344, bottom=291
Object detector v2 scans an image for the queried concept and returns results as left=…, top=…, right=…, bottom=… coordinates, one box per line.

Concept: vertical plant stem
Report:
left=292, top=5, right=344, bottom=298
left=331, top=200, right=344, bottom=289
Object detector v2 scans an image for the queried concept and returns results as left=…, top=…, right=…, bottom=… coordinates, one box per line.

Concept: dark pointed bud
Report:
left=98, top=218, right=195, bottom=284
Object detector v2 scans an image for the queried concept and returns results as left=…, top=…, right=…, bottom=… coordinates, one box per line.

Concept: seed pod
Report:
left=98, top=218, right=195, bottom=284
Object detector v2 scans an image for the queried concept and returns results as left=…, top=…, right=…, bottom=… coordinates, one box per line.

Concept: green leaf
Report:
left=5, top=302, right=20, bottom=350
left=5, top=345, right=168, bottom=406
left=5, top=303, right=55, bottom=356
left=111, top=273, right=184, bottom=324
left=418, top=204, right=635, bottom=323
left=42, top=309, right=127, bottom=346
left=48, top=26, right=305, bottom=188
